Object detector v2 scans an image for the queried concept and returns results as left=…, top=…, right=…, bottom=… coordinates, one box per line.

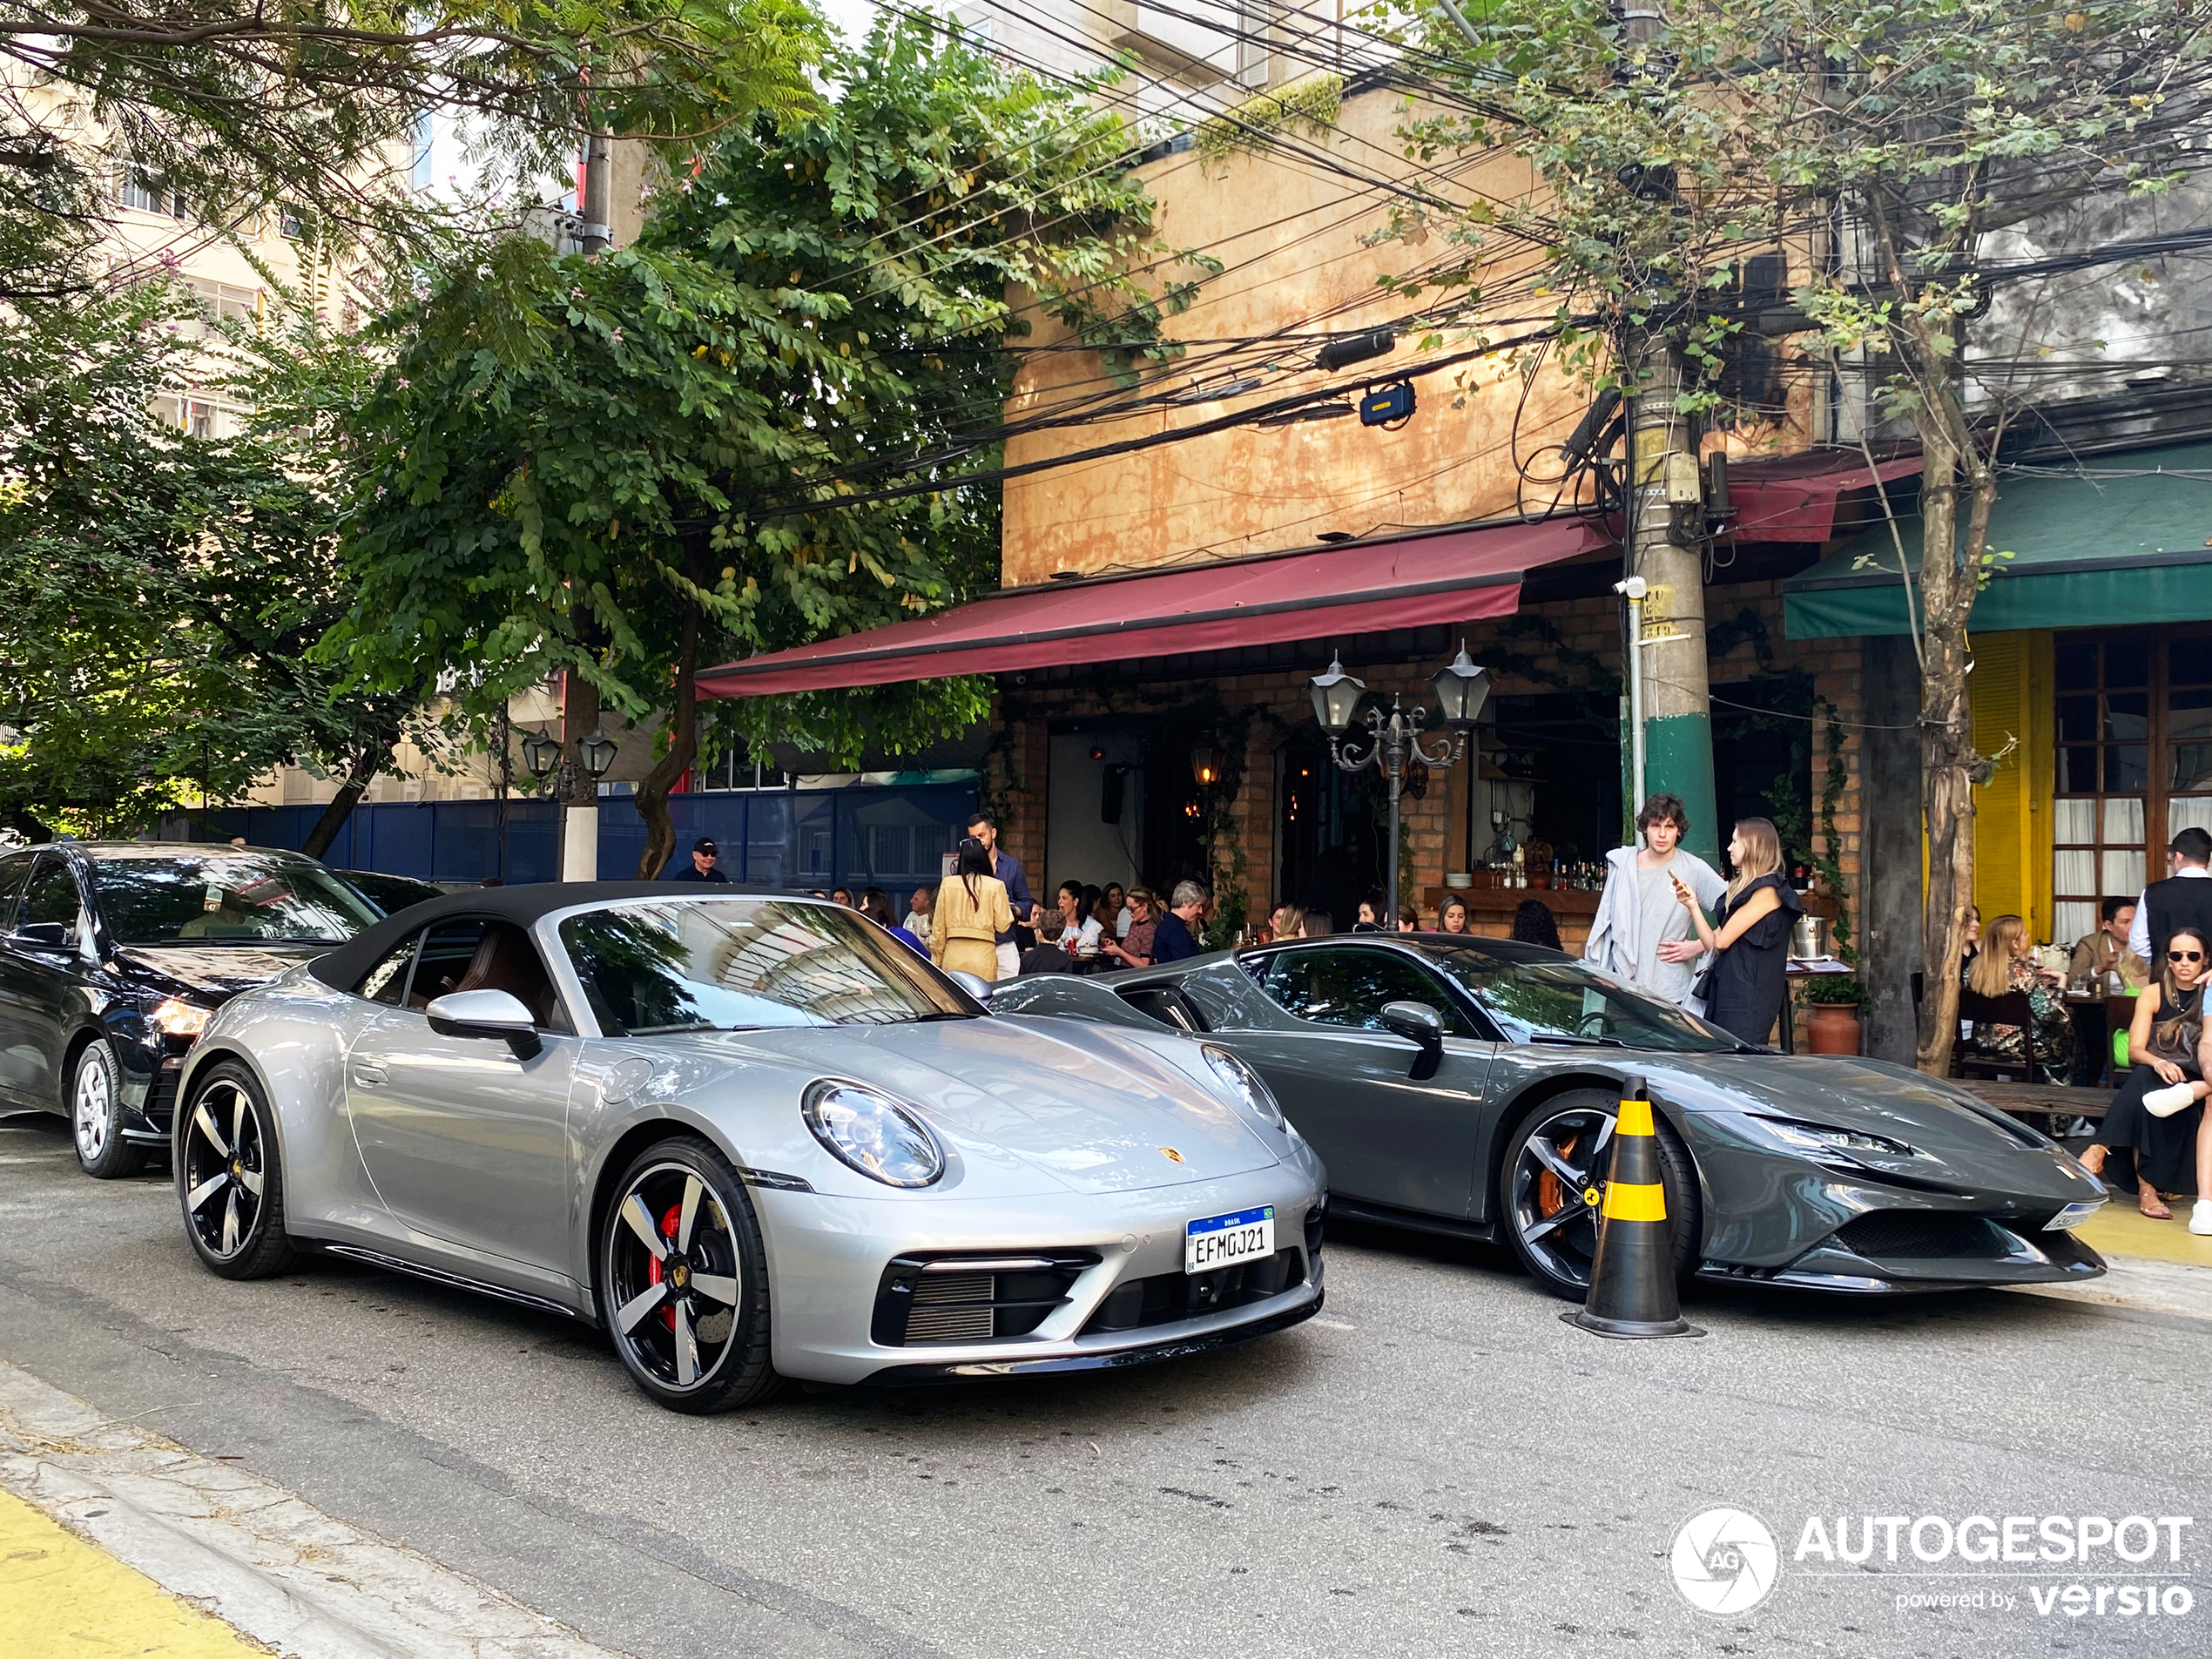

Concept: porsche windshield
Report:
left=91, top=857, right=381, bottom=945
left=561, top=899, right=973, bottom=1035
left=1426, top=947, right=1737, bottom=1053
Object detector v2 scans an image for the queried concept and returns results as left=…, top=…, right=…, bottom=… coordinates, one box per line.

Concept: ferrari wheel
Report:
left=1500, top=1089, right=1700, bottom=1301
left=599, top=1139, right=777, bottom=1413
left=177, top=1062, right=295, bottom=1278
left=71, top=1039, right=147, bottom=1179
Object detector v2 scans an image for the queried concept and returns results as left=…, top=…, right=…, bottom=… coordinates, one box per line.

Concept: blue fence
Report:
left=198, top=780, right=976, bottom=892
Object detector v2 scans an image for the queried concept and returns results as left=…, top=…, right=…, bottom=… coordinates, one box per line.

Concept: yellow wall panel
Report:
left=1968, top=631, right=2055, bottom=940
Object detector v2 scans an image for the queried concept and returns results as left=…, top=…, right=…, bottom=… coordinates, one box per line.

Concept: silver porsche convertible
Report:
left=169, top=886, right=1323, bottom=1412
left=991, top=936, right=2111, bottom=1300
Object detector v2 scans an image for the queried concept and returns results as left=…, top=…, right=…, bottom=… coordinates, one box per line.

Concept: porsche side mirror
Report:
left=946, top=970, right=995, bottom=1007
left=1379, top=999, right=1445, bottom=1080
left=424, top=989, right=542, bottom=1057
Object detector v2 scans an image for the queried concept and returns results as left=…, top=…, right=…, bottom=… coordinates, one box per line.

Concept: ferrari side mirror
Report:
left=1379, top=999, right=1446, bottom=1080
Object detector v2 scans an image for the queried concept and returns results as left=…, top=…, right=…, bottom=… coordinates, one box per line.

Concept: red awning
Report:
left=1724, top=447, right=1922, bottom=543
left=698, top=516, right=1608, bottom=698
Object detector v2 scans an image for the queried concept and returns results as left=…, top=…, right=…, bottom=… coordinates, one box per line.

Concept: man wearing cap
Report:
left=670, top=837, right=731, bottom=882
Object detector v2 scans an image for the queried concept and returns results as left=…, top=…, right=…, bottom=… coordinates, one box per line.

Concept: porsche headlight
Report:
left=1745, top=1116, right=1917, bottom=1157
left=1199, top=1045, right=1285, bottom=1130
left=802, top=1080, right=944, bottom=1188
left=149, top=998, right=211, bottom=1041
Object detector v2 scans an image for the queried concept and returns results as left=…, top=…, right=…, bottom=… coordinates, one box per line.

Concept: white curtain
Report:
left=2107, top=796, right=2146, bottom=844
left=2054, top=848, right=2094, bottom=896
left=2054, top=799, right=2095, bottom=844
left=2171, top=796, right=2212, bottom=836
left=2105, top=848, right=2146, bottom=897
left=2053, top=900, right=2096, bottom=948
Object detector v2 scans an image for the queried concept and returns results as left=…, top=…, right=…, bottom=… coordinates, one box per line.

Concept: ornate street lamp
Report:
left=579, top=727, right=620, bottom=780
left=521, top=727, right=563, bottom=782
left=1309, top=644, right=1489, bottom=920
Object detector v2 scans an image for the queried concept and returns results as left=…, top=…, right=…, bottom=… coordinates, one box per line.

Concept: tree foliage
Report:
left=0, top=282, right=410, bottom=838
left=1397, top=0, right=2209, bottom=1069
left=0, top=0, right=826, bottom=304
left=334, top=17, right=1205, bottom=873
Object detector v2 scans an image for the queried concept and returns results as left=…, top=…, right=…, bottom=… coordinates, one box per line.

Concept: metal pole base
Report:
left=1561, top=1308, right=1704, bottom=1339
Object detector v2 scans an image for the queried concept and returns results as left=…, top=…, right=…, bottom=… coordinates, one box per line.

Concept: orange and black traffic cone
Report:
left=1563, top=1076, right=1703, bottom=1339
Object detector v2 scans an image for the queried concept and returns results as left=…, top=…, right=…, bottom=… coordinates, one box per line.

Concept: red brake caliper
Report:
left=648, top=1203, right=682, bottom=1331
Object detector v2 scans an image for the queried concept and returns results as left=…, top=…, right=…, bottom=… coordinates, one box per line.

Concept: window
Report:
left=1255, top=947, right=1477, bottom=1036
left=408, top=921, right=489, bottom=1007
left=116, top=167, right=184, bottom=219
left=560, top=900, right=970, bottom=1036
left=185, top=279, right=260, bottom=330
left=0, top=855, right=34, bottom=931
left=86, top=855, right=379, bottom=945
left=21, top=860, right=84, bottom=929
left=357, top=934, right=421, bottom=1006
left=2053, top=629, right=2212, bottom=945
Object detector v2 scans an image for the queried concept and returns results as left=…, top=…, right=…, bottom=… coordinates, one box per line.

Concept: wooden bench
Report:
left=1955, top=1080, right=2111, bottom=1137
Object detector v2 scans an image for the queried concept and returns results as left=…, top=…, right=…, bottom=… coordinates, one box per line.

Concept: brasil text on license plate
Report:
left=1185, top=1205, right=1274, bottom=1274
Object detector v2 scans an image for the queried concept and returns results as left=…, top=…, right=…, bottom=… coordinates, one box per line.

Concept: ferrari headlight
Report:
left=802, top=1080, right=944, bottom=1188
left=149, top=998, right=211, bottom=1040
left=1199, top=1045, right=1285, bottom=1130
left=1746, top=1116, right=1917, bottom=1157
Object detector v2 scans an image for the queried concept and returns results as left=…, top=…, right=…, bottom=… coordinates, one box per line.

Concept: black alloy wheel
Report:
left=176, top=1062, right=296, bottom=1278
left=599, top=1139, right=778, bottom=1413
left=1499, top=1089, right=1701, bottom=1301
left=71, top=1037, right=149, bottom=1179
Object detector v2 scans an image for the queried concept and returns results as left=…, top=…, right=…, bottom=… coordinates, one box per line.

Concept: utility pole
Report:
left=560, top=671, right=600, bottom=880
left=578, top=132, right=613, bottom=255
left=1622, top=335, right=1719, bottom=861
left=1615, top=1, right=1718, bottom=862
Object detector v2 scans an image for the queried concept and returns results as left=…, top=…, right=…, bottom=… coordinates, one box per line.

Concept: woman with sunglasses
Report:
left=2080, top=925, right=2209, bottom=1218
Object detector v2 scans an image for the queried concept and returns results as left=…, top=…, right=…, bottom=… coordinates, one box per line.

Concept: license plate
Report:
left=2046, top=1199, right=2105, bottom=1231
left=1185, top=1205, right=1275, bottom=1274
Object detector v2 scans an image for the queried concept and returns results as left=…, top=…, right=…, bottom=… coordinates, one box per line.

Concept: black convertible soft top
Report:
left=307, top=880, right=796, bottom=991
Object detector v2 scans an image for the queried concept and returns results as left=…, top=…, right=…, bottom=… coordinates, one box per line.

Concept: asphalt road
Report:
left=3, top=1105, right=2206, bottom=1659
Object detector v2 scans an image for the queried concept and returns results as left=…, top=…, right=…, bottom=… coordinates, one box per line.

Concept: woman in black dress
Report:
left=1672, top=817, right=1802, bottom=1045
left=2079, top=924, right=2208, bottom=1217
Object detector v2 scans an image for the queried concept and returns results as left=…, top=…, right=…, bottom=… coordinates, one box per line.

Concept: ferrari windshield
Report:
left=91, top=856, right=381, bottom=946
left=561, top=898, right=973, bottom=1035
left=1426, top=946, right=1737, bottom=1053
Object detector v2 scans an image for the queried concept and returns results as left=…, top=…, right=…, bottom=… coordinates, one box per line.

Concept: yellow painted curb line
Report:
left=2076, top=1204, right=2212, bottom=1270
left=0, top=1486, right=265, bottom=1657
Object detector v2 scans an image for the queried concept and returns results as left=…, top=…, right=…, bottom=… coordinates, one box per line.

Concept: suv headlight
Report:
left=802, top=1080, right=944, bottom=1188
left=149, top=997, right=211, bottom=1040
left=1745, top=1115, right=1917, bottom=1157
left=1199, top=1045, right=1285, bottom=1130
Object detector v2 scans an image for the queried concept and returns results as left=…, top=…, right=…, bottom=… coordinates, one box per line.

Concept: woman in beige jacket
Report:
left=932, top=837, right=1014, bottom=981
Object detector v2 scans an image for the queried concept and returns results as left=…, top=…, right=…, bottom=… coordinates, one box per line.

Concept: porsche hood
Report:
left=733, top=1016, right=1281, bottom=1194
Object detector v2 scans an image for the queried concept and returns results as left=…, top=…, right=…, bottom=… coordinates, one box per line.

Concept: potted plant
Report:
left=1800, top=972, right=1867, bottom=1055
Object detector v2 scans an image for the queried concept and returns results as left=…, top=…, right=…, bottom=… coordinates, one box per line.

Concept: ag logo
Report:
left=1670, top=1507, right=1778, bottom=1615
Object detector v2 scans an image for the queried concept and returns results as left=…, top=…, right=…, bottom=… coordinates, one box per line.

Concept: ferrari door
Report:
left=343, top=919, right=578, bottom=1281
left=1215, top=946, right=1497, bottom=1221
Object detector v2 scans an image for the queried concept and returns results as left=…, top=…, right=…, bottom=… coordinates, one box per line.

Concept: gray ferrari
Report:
left=989, top=936, right=2110, bottom=1299
left=169, top=886, right=1323, bottom=1412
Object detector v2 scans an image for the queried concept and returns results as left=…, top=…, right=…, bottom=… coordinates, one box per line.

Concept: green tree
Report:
left=1393, top=0, right=2207, bottom=1071
left=0, top=280, right=411, bottom=841
left=334, top=17, right=1204, bottom=877
left=1, top=0, right=826, bottom=304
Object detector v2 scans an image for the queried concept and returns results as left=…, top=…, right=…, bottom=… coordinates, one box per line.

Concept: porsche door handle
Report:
left=350, top=1062, right=388, bottom=1087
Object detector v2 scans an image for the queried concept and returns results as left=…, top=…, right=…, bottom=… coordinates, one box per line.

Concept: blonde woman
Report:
left=1673, top=817, right=1801, bottom=1044
left=1961, top=914, right=2077, bottom=1076
left=931, top=837, right=1014, bottom=982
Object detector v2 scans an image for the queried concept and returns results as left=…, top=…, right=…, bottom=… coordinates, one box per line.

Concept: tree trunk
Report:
left=632, top=601, right=701, bottom=880
left=1910, top=406, right=1997, bottom=1077
left=300, top=738, right=390, bottom=861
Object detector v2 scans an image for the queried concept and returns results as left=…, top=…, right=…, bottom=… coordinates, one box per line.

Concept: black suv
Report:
left=0, top=842, right=381, bottom=1177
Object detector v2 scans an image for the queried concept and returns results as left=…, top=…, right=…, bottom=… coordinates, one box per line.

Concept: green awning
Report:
left=1784, top=440, right=2212, bottom=639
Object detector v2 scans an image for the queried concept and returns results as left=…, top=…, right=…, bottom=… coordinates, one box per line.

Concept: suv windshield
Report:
left=1425, top=947, right=1736, bottom=1053
left=91, top=856, right=381, bottom=946
left=561, top=898, right=974, bottom=1035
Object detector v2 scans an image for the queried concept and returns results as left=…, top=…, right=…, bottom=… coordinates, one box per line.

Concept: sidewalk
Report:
left=2009, top=1202, right=2212, bottom=1322
left=0, top=1484, right=265, bottom=1657
left=0, top=1359, right=626, bottom=1659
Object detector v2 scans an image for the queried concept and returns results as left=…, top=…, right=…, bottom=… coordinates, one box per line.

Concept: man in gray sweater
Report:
left=1582, top=793, right=1730, bottom=1011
